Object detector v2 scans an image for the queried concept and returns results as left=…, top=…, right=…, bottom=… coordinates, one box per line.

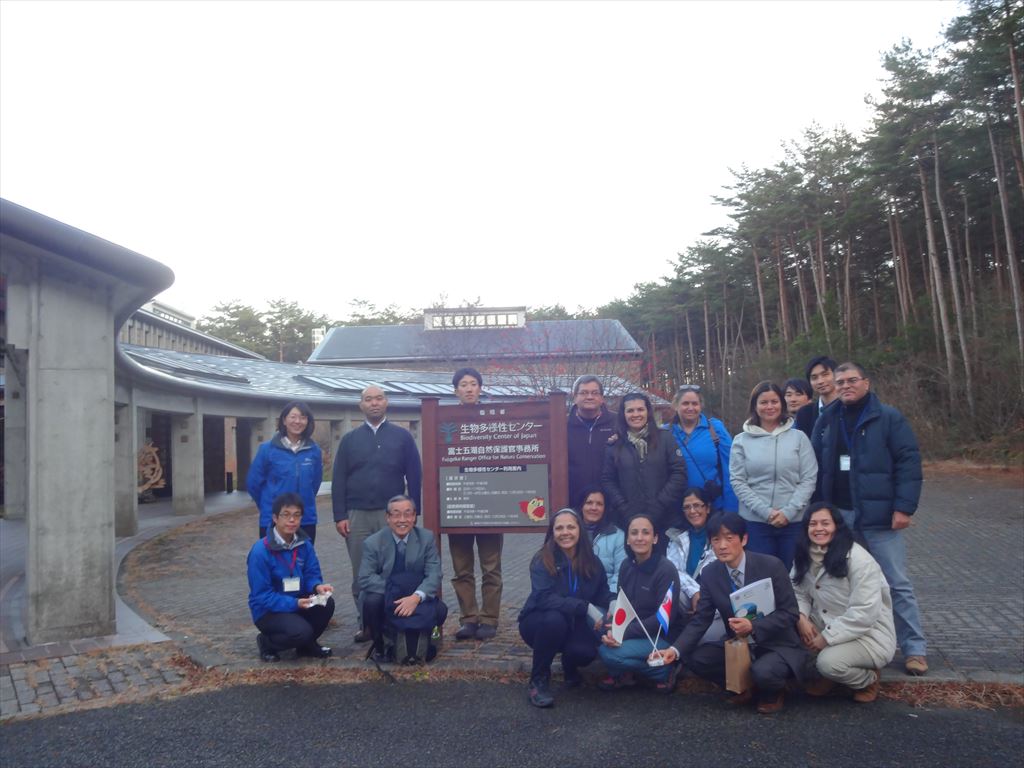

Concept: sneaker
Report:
left=528, top=675, right=555, bottom=708
left=256, top=633, right=280, bottom=663
left=475, top=624, right=497, bottom=641
left=597, top=672, right=636, bottom=691
left=353, top=628, right=372, bottom=643
left=905, top=656, right=928, bottom=676
left=853, top=672, right=881, bottom=703
left=455, top=623, right=479, bottom=640
left=298, top=644, right=333, bottom=659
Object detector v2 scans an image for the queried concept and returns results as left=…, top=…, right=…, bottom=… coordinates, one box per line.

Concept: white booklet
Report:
left=729, top=577, right=775, bottom=620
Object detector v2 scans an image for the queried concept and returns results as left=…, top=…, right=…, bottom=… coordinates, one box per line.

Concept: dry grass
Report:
left=879, top=681, right=1024, bottom=711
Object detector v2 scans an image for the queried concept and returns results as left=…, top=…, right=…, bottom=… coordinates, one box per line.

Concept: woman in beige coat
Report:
left=791, top=503, right=896, bottom=703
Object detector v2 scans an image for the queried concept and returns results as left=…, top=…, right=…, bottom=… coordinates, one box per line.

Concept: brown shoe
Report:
left=904, top=656, right=928, bottom=676
left=726, top=688, right=754, bottom=706
left=803, top=677, right=836, bottom=697
left=853, top=672, right=881, bottom=703
left=756, top=691, right=785, bottom=714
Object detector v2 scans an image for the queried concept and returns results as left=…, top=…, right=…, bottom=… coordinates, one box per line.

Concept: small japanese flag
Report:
left=656, top=584, right=673, bottom=635
left=610, top=588, right=639, bottom=644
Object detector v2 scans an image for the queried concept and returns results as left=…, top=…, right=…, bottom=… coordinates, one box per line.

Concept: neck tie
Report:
left=730, top=568, right=743, bottom=588
left=394, top=540, right=407, bottom=573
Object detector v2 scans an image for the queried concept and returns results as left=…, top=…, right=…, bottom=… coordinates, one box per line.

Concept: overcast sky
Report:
left=1, top=0, right=958, bottom=322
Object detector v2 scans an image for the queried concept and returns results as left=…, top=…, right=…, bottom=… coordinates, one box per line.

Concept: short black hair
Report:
left=835, top=361, right=868, bottom=378
left=783, top=378, right=813, bottom=399
left=277, top=401, right=315, bottom=440
left=805, top=356, right=837, bottom=382
left=272, top=492, right=305, bottom=517
left=706, top=512, right=747, bottom=540
left=452, top=367, right=483, bottom=389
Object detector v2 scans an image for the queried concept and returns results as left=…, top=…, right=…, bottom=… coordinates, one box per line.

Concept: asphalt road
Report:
left=2, top=681, right=1021, bottom=768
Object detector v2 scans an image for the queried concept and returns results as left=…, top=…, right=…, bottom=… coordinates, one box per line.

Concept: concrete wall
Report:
left=5, top=249, right=117, bottom=643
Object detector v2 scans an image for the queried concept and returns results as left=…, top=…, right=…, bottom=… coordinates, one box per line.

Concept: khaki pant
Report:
left=448, top=533, right=503, bottom=626
left=815, top=639, right=878, bottom=690
left=346, top=508, right=388, bottom=624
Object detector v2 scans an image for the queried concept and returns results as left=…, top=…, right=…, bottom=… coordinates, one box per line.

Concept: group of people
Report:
left=244, top=355, right=926, bottom=714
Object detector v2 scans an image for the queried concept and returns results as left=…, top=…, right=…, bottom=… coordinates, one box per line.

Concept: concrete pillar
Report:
left=6, top=256, right=117, bottom=643
left=251, top=416, right=275, bottom=461
left=2, top=348, right=28, bottom=519
left=171, top=403, right=204, bottom=516
left=114, top=400, right=139, bottom=536
left=329, top=419, right=345, bottom=461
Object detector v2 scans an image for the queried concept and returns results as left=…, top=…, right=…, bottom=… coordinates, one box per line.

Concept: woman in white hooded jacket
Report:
left=792, top=503, right=896, bottom=703
left=729, top=381, right=817, bottom=570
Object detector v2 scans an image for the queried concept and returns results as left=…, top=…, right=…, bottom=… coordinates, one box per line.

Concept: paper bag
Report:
left=724, top=637, right=753, bottom=694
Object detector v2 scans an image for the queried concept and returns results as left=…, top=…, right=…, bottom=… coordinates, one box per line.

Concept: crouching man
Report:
left=650, top=513, right=806, bottom=713
left=358, top=495, right=447, bottom=664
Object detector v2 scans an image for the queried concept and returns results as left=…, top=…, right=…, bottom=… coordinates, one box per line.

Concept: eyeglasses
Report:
left=677, top=384, right=701, bottom=393
left=276, top=512, right=302, bottom=521
left=576, top=389, right=602, bottom=398
left=834, top=376, right=866, bottom=388
left=683, top=502, right=707, bottom=511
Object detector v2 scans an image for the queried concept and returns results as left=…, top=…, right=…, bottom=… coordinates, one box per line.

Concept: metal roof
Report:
left=120, top=344, right=650, bottom=405
left=306, top=318, right=642, bottom=365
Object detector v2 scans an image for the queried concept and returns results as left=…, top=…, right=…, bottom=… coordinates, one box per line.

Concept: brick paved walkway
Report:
left=2, top=468, right=1021, bottom=719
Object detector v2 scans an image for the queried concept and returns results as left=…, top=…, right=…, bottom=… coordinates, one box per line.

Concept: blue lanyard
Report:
left=566, top=562, right=578, bottom=595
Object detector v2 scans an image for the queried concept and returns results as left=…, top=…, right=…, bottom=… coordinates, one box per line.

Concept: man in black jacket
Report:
left=567, top=375, right=616, bottom=507
left=652, top=513, right=805, bottom=714
left=333, top=385, right=422, bottom=643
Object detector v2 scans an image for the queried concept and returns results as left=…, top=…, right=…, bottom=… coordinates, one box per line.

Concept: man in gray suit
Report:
left=358, top=494, right=443, bottom=662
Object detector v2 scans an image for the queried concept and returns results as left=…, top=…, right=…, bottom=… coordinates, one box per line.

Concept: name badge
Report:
left=839, top=455, right=851, bottom=472
left=282, top=577, right=301, bottom=593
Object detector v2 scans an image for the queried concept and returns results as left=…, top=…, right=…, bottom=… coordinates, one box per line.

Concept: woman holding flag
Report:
left=518, top=508, right=612, bottom=708
left=598, top=513, right=682, bottom=693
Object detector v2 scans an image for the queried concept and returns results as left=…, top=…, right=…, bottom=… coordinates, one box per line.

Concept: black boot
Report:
left=528, top=674, right=555, bottom=708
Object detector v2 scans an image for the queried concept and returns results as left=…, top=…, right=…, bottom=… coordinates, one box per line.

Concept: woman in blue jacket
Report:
left=247, top=493, right=335, bottom=661
left=518, top=508, right=612, bottom=708
left=665, top=385, right=738, bottom=513
left=247, top=401, right=323, bottom=542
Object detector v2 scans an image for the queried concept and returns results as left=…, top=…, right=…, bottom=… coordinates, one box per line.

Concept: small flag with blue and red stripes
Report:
left=656, top=584, right=673, bottom=634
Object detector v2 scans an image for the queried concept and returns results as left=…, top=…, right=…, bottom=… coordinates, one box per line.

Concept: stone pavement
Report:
left=2, top=469, right=1022, bottom=719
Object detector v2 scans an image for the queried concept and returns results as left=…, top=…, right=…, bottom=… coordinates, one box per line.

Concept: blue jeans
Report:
left=838, top=508, right=927, bottom=657
left=743, top=519, right=802, bottom=572
left=598, top=637, right=671, bottom=681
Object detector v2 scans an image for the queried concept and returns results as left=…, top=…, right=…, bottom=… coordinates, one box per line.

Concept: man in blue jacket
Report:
left=811, top=362, right=927, bottom=676
left=333, top=385, right=422, bottom=643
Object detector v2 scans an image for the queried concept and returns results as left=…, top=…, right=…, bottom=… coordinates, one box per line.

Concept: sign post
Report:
left=421, top=392, right=568, bottom=559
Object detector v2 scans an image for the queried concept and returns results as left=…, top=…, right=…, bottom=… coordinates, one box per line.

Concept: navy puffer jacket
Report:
left=812, top=393, right=922, bottom=530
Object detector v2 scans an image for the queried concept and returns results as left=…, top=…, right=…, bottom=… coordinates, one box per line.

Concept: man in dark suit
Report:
left=358, top=495, right=443, bottom=662
left=651, top=513, right=806, bottom=714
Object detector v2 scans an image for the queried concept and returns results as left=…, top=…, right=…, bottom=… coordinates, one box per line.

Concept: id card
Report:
left=839, top=455, right=851, bottom=472
left=282, top=577, right=301, bottom=592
